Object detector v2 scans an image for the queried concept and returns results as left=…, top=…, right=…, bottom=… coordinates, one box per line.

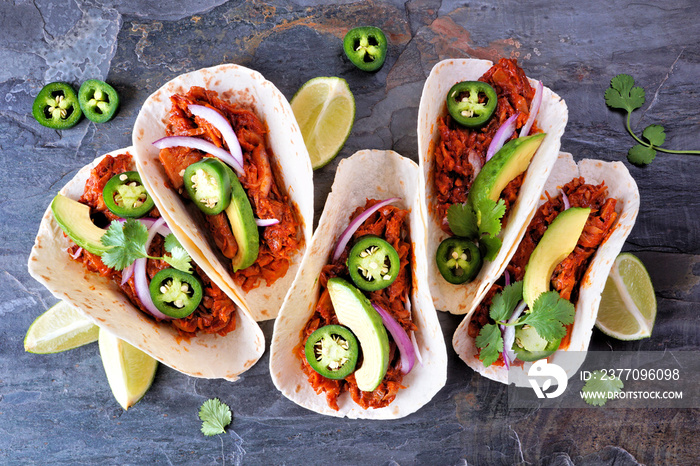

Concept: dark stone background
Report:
left=1, top=0, right=698, bottom=464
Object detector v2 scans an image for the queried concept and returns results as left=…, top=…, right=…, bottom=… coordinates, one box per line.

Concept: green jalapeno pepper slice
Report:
left=148, top=268, right=203, bottom=319
left=436, top=237, right=482, bottom=284
left=343, top=26, right=387, bottom=72
left=78, top=79, right=120, bottom=123
left=183, top=158, right=233, bottom=215
left=346, top=235, right=400, bottom=291
left=32, top=82, right=82, bottom=129
left=512, top=337, right=561, bottom=362
left=446, top=81, right=498, bottom=128
left=102, top=171, right=155, bottom=218
left=304, top=324, right=359, bottom=379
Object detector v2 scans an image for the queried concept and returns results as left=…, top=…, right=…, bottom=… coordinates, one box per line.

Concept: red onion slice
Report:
left=486, top=112, right=520, bottom=162
left=69, top=247, right=83, bottom=260
left=519, top=80, right=543, bottom=138
left=132, top=217, right=171, bottom=321
left=503, top=300, right=528, bottom=367
left=332, top=198, right=400, bottom=261
left=153, top=136, right=244, bottom=175
left=410, top=330, right=423, bottom=367
left=121, top=263, right=134, bottom=286
left=562, top=191, right=570, bottom=210
left=467, top=150, right=483, bottom=179
left=372, top=303, right=415, bottom=375
left=188, top=104, right=244, bottom=169
left=255, top=218, right=279, bottom=227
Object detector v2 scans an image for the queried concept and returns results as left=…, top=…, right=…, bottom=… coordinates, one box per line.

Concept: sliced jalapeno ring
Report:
left=513, top=337, right=561, bottom=362
left=78, top=79, right=120, bottom=123
left=346, top=235, right=400, bottom=291
left=183, top=158, right=233, bottom=216
left=32, top=82, right=82, bottom=129
left=102, top=171, right=155, bottom=218
left=304, top=324, right=359, bottom=379
left=343, top=26, right=387, bottom=72
left=436, top=237, right=482, bottom=284
left=148, top=268, right=203, bottom=319
left=446, top=81, right=498, bottom=128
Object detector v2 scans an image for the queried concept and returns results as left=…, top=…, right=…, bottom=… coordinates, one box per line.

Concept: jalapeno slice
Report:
left=304, top=325, right=359, bottom=379
left=346, top=235, right=400, bottom=291
left=183, top=158, right=233, bottom=215
left=436, top=237, right=482, bottom=284
left=148, top=268, right=203, bottom=319
left=446, top=81, right=498, bottom=128
left=343, top=26, right=387, bottom=72
left=78, top=79, right=120, bottom=123
left=512, top=338, right=561, bottom=362
left=32, top=82, right=82, bottom=129
left=102, top=171, right=155, bottom=218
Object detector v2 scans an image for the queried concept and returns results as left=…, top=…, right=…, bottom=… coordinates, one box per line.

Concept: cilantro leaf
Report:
left=627, top=144, right=656, bottom=166
left=479, top=234, right=502, bottom=262
left=475, top=323, right=503, bottom=367
left=199, top=398, right=232, bottom=436
left=642, top=124, right=666, bottom=147
left=581, top=370, right=624, bottom=406
left=164, top=233, right=182, bottom=253
left=490, top=280, right=524, bottom=323
left=475, top=198, right=506, bottom=237
left=100, top=220, right=148, bottom=270
left=604, top=74, right=645, bottom=113
left=519, top=291, right=575, bottom=341
left=447, top=203, right=478, bottom=238
left=163, top=234, right=192, bottom=273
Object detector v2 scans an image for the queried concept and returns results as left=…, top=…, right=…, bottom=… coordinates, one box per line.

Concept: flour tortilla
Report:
left=269, top=150, right=447, bottom=419
left=417, top=58, right=569, bottom=315
left=452, top=152, right=640, bottom=385
left=131, top=64, right=313, bottom=321
left=28, top=147, right=265, bottom=381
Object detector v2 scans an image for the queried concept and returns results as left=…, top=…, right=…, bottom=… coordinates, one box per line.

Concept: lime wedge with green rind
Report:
left=24, top=301, right=99, bottom=354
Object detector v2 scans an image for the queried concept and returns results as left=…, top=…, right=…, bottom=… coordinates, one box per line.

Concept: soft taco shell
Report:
left=417, top=58, right=569, bottom=315
left=131, top=64, right=313, bottom=321
left=453, top=152, right=640, bottom=385
left=27, top=147, right=265, bottom=381
left=269, top=150, right=447, bottom=419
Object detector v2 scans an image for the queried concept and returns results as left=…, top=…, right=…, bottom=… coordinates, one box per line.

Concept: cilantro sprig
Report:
left=605, top=74, right=700, bottom=165
left=581, top=370, right=624, bottom=406
left=475, top=281, right=575, bottom=367
left=447, top=197, right=506, bottom=261
left=199, top=398, right=232, bottom=436
left=100, top=219, right=192, bottom=272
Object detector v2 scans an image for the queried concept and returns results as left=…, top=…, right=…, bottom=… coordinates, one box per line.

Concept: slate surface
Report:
left=1, top=0, right=699, bottom=464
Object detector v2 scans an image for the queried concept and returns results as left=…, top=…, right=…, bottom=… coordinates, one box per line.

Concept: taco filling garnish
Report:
left=55, top=152, right=238, bottom=337
left=469, top=177, right=618, bottom=367
left=155, top=86, right=302, bottom=292
left=434, top=58, right=546, bottom=281
left=297, top=199, right=416, bottom=411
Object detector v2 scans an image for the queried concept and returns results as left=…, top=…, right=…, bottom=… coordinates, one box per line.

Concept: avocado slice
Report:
left=326, top=277, right=390, bottom=392
left=225, top=174, right=259, bottom=271
left=467, top=133, right=546, bottom=210
left=522, top=206, right=591, bottom=309
left=51, top=194, right=110, bottom=256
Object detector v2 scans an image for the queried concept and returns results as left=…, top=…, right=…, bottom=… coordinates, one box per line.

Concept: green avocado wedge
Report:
left=522, top=206, right=591, bottom=309
left=326, top=277, right=389, bottom=392
left=467, top=133, right=546, bottom=210
left=225, top=174, right=259, bottom=272
left=51, top=194, right=110, bottom=256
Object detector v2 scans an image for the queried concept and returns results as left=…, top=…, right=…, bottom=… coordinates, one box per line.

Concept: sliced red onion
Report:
left=404, top=292, right=423, bottom=367
left=153, top=136, right=244, bottom=175
left=503, top=300, right=528, bottom=367
left=486, top=112, right=520, bottom=162
left=467, top=150, right=483, bottom=178
left=115, top=217, right=159, bottom=229
left=332, top=198, right=400, bottom=261
left=121, top=263, right=134, bottom=286
left=504, top=269, right=511, bottom=287
left=372, top=303, right=415, bottom=375
left=188, top=104, right=244, bottom=169
left=562, top=191, right=570, bottom=210
left=519, top=80, right=543, bottom=138
left=133, top=217, right=171, bottom=321
left=69, top=247, right=83, bottom=260
left=255, top=218, right=280, bottom=227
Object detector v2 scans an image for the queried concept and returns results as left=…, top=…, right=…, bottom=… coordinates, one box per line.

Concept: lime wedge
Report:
left=24, top=301, right=99, bottom=354
left=596, top=253, right=657, bottom=340
left=291, top=77, right=355, bottom=170
left=98, top=328, right=158, bottom=410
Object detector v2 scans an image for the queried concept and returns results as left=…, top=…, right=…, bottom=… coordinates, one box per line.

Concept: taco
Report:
left=28, top=148, right=264, bottom=381
left=132, top=64, right=313, bottom=321
left=269, top=150, right=447, bottom=419
left=453, top=152, right=640, bottom=384
left=417, top=58, right=568, bottom=315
